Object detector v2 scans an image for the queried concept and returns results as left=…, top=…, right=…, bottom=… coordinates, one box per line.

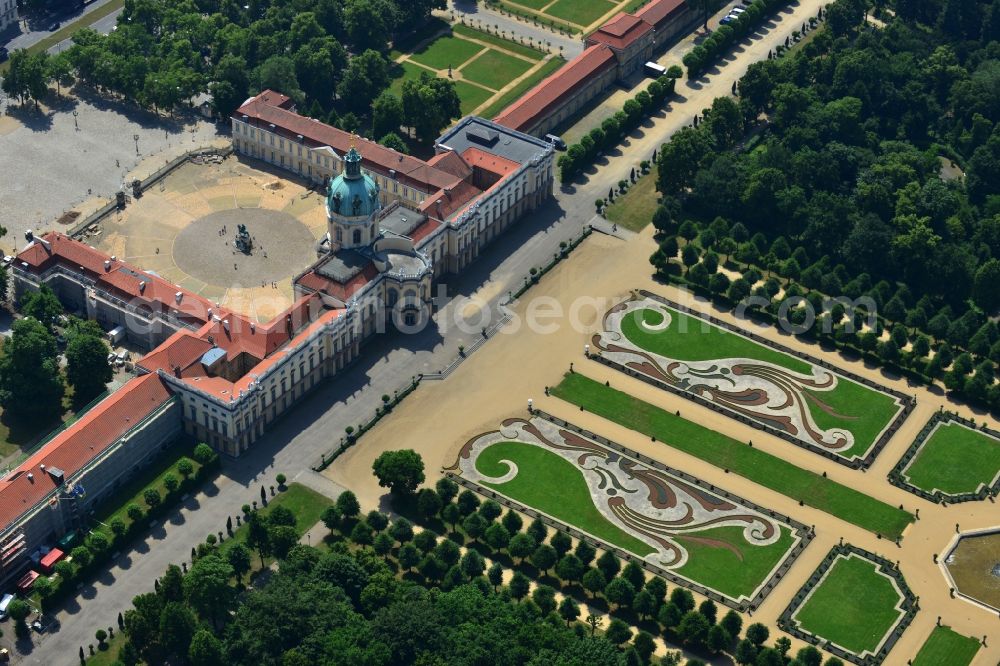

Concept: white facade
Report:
left=230, top=120, right=433, bottom=210
left=0, top=0, right=17, bottom=33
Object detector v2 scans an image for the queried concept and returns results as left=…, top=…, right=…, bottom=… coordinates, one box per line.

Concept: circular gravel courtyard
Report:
left=173, top=209, right=319, bottom=286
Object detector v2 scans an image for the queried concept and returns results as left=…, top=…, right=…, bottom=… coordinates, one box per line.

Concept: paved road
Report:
left=49, top=8, right=121, bottom=54
left=13, top=1, right=827, bottom=662
left=0, top=0, right=118, bottom=52
left=446, top=0, right=583, bottom=58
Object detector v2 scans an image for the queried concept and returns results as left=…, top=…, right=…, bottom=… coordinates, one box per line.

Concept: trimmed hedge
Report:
left=35, top=444, right=220, bottom=612
left=558, top=75, right=676, bottom=183
left=682, top=0, right=789, bottom=77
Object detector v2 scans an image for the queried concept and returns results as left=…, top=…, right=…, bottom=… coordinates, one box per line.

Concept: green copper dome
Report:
left=327, top=147, right=381, bottom=220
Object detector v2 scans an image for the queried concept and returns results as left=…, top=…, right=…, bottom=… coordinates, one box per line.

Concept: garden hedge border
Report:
left=778, top=544, right=918, bottom=666
left=448, top=410, right=814, bottom=611
left=887, top=411, right=1000, bottom=504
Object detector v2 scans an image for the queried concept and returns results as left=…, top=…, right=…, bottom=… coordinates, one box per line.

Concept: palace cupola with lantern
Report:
left=326, top=146, right=381, bottom=251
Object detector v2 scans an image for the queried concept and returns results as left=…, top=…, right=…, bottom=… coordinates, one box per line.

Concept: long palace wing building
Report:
left=0, top=99, right=553, bottom=589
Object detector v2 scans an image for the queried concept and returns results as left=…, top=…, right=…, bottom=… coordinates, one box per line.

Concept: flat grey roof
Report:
left=436, top=116, right=552, bottom=167
left=382, top=250, right=427, bottom=276
left=315, top=249, right=371, bottom=283
left=380, top=206, right=427, bottom=238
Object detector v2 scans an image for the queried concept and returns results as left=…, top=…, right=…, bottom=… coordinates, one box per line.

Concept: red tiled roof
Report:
left=419, top=180, right=484, bottom=221
left=493, top=45, right=617, bottom=133
left=586, top=12, right=653, bottom=50
left=17, top=234, right=351, bottom=406
left=17, top=233, right=214, bottom=327
left=461, top=147, right=520, bottom=179
left=251, top=90, right=294, bottom=110
left=410, top=218, right=443, bottom=246
left=633, top=0, right=689, bottom=30
left=0, top=374, right=172, bottom=531
left=427, top=150, right=473, bottom=180
left=235, top=93, right=459, bottom=194
left=39, top=548, right=63, bottom=570
left=234, top=307, right=344, bottom=391
left=137, top=331, right=213, bottom=375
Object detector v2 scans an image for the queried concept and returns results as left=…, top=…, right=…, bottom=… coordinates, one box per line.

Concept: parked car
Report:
left=731, top=6, right=746, bottom=13
left=720, top=15, right=735, bottom=24
left=0, top=593, right=14, bottom=621
left=544, top=134, right=567, bottom=150
left=48, top=21, right=61, bottom=32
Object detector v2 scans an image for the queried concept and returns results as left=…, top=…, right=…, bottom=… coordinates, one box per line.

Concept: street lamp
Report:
left=72, top=110, right=78, bottom=130
left=133, top=134, right=140, bottom=155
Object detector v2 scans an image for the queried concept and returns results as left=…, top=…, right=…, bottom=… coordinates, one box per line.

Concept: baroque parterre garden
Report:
left=448, top=415, right=808, bottom=607
left=592, top=293, right=910, bottom=466
left=391, top=25, right=562, bottom=117
left=898, top=414, right=1000, bottom=498
left=782, top=547, right=916, bottom=664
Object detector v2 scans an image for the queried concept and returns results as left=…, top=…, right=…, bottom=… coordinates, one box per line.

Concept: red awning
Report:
left=16, top=570, right=38, bottom=592
left=39, top=549, right=64, bottom=571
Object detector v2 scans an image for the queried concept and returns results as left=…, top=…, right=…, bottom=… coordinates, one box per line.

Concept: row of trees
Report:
left=682, top=0, right=806, bottom=78
left=558, top=73, right=679, bottom=183
left=110, top=466, right=840, bottom=666
left=365, top=451, right=841, bottom=665
left=0, top=287, right=113, bottom=422
left=4, top=0, right=467, bottom=146
left=34, top=445, right=217, bottom=621
left=654, top=214, right=1000, bottom=406
left=650, top=0, right=1000, bottom=406
left=0, top=49, right=75, bottom=109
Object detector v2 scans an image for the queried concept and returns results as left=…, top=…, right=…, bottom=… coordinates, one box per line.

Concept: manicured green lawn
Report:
left=389, top=60, right=438, bottom=96
left=219, top=483, right=333, bottom=565
left=453, top=80, right=496, bottom=115
left=545, top=0, right=617, bottom=25
left=409, top=36, right=485, bottom=71
left=87, top=631, right=126, bottom=665
left=552, top=374, right=914, bottom=538
left=474, top=440, right=796, bottom=599
left=475, top=441, right=655, bottom=556
left=905, top=422, right=1000, bottom=495
left=478, top=57, right=566, bottom=119
left=392, top=59, right=493, bottom=115
left=794, top=555, right=903, bottom=655
left=912, top=626, right=980, bottom=666
left=604, top=169, right=660, bottom=231
left=451, top=25, right=546, bottom=60
left=96, top=447, right=203, bottom=531
left=622, top=306, right=812, bottom=373
left=499, top=0, right=581, bottom=32
left=510, top=0, right=552, bottom=9
left=675, top=525, right=796, bottom=600
left=620, top=306, right=902, bottom=458
left=461, top=50, right=535, bottom=90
